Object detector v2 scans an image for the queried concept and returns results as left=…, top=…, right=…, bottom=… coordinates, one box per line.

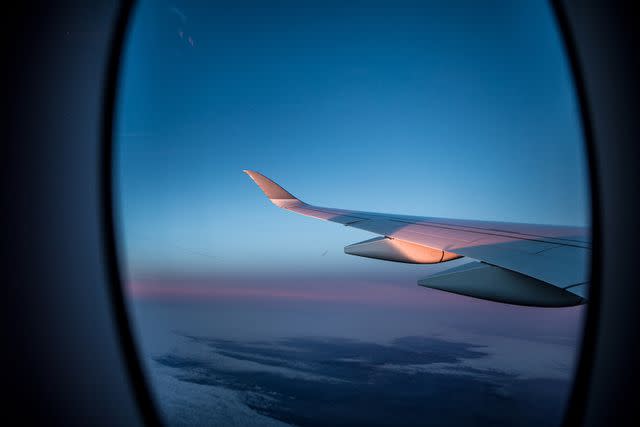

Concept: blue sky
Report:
left=115, top=0, right=589, bottom=278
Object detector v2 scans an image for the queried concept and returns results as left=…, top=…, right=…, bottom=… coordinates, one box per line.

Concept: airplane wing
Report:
left=244, top=170, right=590, bottom=307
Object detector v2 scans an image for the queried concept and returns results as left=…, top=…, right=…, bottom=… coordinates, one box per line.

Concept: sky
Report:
left=115, top=2, right=590, bottom=425
left=115, top=0, right=589, bottom=280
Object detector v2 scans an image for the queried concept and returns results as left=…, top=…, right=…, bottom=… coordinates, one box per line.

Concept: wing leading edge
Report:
left=244, top=170, right=589, bottom=307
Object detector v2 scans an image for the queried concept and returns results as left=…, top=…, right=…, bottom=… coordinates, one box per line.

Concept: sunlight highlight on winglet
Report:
left=243, top=170, right=299, bottom=201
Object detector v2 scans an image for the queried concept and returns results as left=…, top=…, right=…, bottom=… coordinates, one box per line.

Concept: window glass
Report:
left=115, top=1, right=590, bottom=426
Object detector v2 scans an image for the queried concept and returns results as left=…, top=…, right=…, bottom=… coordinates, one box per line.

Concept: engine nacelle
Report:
left=418, top=261, right=585, bottom=307
left=344, top=236, right=461, bottom=264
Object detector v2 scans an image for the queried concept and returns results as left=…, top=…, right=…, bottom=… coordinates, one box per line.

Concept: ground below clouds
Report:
left=149, top=334, right=570, bottom=427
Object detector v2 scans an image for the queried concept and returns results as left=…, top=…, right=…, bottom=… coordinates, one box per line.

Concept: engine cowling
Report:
left=344, top=236, right=461, bottom=264
left=418, top=261, right=585, bottom=307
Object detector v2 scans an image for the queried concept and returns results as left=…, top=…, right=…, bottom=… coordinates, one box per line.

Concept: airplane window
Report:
left=114, top=1, right=590, bottom=426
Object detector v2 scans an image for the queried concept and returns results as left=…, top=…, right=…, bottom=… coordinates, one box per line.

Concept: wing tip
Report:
left=243, top=169, right=299, bottom=201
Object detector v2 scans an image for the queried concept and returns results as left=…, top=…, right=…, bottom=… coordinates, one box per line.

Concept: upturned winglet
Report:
left=243, top=170, right=299, bottom=201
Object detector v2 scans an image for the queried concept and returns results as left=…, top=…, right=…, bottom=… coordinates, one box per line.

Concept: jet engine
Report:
left=344, top=236, right=461, bottom=264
